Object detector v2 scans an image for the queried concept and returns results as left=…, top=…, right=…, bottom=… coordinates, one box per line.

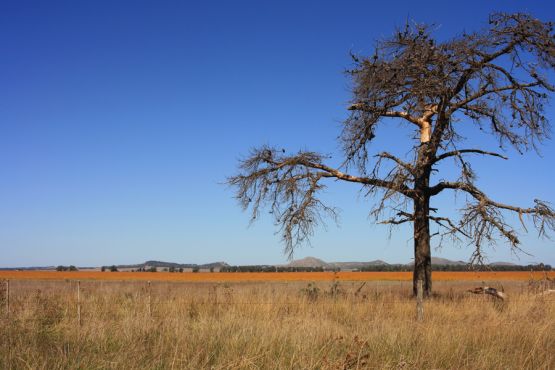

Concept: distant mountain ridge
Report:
left=286, top=256, right=390, bottom=270
left=286, top=256, right=519, bottom=268
left=430, top=257, right=466, bottom=265
left=490, top=261, right=517, bottom=266
left=286, top=257, right=328, bottom=268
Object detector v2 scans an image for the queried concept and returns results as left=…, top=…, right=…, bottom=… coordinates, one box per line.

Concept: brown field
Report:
left=1, top=270, right=553, bottom=282
left=1, top=274, right=553, bottom=369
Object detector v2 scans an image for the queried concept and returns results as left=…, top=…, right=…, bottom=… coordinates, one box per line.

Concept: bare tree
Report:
left=228, top=13, right=555, bottom=296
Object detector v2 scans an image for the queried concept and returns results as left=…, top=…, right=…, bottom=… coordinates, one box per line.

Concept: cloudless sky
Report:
left=1, top=0, right=554, bottom=267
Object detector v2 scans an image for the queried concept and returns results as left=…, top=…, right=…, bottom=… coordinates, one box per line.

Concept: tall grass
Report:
left=0, top=280, right=553, bottom=369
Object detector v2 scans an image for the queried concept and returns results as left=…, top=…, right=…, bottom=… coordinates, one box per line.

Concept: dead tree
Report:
left=228, top=13, right=555, bottom=297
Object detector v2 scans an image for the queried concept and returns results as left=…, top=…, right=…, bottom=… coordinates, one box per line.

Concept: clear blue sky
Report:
left=1, top=0, right=554, bottom=267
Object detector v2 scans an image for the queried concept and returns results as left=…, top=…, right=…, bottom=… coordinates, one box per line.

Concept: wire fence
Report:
left=1, top=278, right=553, bottom=326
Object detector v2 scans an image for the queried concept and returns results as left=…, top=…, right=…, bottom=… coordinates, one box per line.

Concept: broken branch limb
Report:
left=468, top=286, right=507, bottom=300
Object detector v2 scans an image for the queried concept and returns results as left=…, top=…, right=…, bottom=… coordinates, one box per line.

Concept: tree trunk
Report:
left=413, top=192, right=432, bottom=296
left=413, top=141, right=432, bottom=297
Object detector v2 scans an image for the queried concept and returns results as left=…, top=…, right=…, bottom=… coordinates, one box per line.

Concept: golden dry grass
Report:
left=0, top=278, right=553, bottom=369
left=0, top=270, right=553, bottom=282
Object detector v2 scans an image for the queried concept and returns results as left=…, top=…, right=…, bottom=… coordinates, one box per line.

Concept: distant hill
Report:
left=287, top=256, right=479, bottom=268
left=287, top=256, right=519, bottom=269
left=430, top=258, right=516, bottom=266
left=431, top=257, right=466, bottom=265
left=286, top=257, right=328, bottom=268
left=286, top=256, right=389, bottom=270
left=490, top=261, right=517, bottom=266
left=406, top=257, right=471, bottom=265
left=328, top=260, right=389, bottom=270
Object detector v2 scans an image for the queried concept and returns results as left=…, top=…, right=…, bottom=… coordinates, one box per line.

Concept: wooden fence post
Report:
left=77, top=280, right=81, bottom=326
left=148, top=281, right=152, bottom=317
left=5, top=280, right=9, bottom=315
left=416, top=279, right=424, bottom=322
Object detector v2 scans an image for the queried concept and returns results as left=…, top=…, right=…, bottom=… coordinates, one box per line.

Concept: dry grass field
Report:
left=0, top=275, right=553, bottom=369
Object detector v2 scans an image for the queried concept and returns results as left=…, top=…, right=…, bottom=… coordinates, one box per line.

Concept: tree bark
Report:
left=413, top=192, right=432, bottom=296
left=413, top=142, right=432, bottom=297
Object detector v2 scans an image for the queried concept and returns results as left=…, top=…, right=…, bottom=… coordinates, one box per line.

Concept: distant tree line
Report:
left=220, top=264, right=551, bottom=272
left=100, top=265, right=119, bottom=272
left=137, top=267, right=161, bottom=272
left=343, top=263, right=551, bottom=272
left=358, top=265, right=412, bottom=272
left=123, top=266, right=215, bottom=273
left=220, top=265, right=338, bottom=273
left=97, top=263, right=551, bottom=273
left=56, top=265, right=78, bottom=271
left=420, top=264, right=551, bottom=272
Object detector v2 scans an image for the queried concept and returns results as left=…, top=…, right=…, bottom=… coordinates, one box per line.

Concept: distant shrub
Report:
left=301, top=283, right=320, bottom=301
left=56, top=265, right=78, bottom=271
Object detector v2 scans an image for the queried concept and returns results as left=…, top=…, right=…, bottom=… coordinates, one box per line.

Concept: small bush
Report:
left=301, top=282, right=320, bottom=301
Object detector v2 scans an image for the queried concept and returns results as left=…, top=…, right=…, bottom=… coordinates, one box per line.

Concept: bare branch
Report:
left=429, top=180, right=555, bottom=248
left=348, top=103, right=422, bottom=127
left=375, top=152, right=416, bottom=175
left=449, top=82, right=542, bottom=113
left=228, top=147, right=417, bottom=257
left=379, top=217, right=412, bottom=226
left=433, top=149, right=508, bottom=164
left=429, top=215, right=471, bottom=239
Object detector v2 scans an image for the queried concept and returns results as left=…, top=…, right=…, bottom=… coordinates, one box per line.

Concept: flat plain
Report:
left=0, top=272, right=553, bottom=369
left=1, top=270, right=553, bottom=282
